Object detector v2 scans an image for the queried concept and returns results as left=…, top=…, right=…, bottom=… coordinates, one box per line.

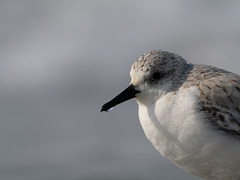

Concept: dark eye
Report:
left=152, top=72, right=162, bottom=80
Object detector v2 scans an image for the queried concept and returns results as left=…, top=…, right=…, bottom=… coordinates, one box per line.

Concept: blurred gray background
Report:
left=1, top=1, right=240, bottom=180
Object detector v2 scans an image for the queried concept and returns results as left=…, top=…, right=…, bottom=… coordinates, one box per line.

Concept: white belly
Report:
left=137, top=86, right=240, bottom=180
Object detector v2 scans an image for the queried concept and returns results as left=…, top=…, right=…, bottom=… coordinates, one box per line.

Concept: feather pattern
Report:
left=188, top=65, right=240, bottom=135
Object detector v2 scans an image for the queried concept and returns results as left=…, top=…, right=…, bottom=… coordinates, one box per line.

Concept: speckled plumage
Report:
left=187, top=65, right=240, bottom=136
left=131, top=50, right=240, bottom=180
left=102, top=50, right=240, bottom=180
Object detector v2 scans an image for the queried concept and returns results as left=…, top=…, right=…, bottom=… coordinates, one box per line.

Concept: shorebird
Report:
left=101, top=50, right=240, bottom=180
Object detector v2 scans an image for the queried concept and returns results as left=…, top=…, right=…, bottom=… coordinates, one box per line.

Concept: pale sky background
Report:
left=1, top=1, right=240, bottom=180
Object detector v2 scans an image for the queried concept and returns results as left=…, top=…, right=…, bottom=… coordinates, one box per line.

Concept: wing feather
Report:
left=198, top=69, right=240, bottom=135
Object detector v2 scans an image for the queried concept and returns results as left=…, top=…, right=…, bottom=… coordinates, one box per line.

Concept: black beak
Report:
left=101, top=84, right=140, bottom=112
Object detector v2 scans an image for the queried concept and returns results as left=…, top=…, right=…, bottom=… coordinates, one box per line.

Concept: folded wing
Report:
left=199, top=71, right=240, bottom=135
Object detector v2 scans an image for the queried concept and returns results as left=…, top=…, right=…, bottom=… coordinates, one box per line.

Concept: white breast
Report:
left=136, top=86, right=240, bottom=180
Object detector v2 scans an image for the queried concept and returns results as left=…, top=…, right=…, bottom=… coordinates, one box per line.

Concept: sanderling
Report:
left=101, top=50, right=240, bottom=180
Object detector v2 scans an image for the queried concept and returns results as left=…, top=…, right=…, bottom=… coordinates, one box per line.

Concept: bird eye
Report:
left=152, top=72, right=162, bottom=80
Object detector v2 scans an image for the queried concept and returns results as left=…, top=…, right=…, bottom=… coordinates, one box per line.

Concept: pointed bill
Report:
left=101, top=84, right=140, bottom=112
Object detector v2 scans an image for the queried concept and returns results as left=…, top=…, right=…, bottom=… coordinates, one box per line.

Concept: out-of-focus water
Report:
left=1, top=1, right=240, bottom=179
